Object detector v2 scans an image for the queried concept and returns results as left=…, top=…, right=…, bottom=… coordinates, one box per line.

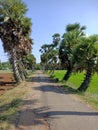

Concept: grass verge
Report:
left=0, top=81, right=28, bottom=130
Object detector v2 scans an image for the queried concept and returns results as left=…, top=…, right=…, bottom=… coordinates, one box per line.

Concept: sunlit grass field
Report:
left=50, top=70, right=98, bottom=93
left=48, top=70, right=98, bottom=109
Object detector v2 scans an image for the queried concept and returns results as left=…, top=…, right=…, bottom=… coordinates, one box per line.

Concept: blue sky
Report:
left=0, top=0, right=98, bottom=63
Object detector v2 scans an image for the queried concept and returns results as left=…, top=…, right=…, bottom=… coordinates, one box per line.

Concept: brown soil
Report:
left=0, top=73, right=16, bottom=95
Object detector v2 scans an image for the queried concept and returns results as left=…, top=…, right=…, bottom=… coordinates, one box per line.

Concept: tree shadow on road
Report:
left=33, top=84, right=78, bottom=95
left=16, top=107, right=98, bottom=127
left=0, top=98, right=51, bottom=129
left=26, top=73, right=78, bottom=95
left=26, top=75, right=55, bottom=83
left=26, top=74, right=78, bottom=95
left=16, top=106, right=98, bottom=128
left=0, top=98, right=98, bottom=129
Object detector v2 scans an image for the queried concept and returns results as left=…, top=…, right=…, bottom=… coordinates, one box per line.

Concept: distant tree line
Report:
left=40, top=23, right=98, bottom=92
left=0, top=61, right=12, bottom=70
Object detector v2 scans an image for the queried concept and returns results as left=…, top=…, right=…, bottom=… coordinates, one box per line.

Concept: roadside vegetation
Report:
left=40, top=22, right=98, bottom=109
left=47, top=70, right=98, bottom=109
left=0, top=0, right=36, bottom=83
left=0, top=1, right=98, bottom=128
left=0, top=81, right=28, bottom=130
left=0, top=63, right=34, bottom=130
left=40, top=23, right=98, bottom=93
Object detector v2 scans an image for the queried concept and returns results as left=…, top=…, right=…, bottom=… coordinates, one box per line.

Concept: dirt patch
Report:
left=0, top=73, right=16, bottom=95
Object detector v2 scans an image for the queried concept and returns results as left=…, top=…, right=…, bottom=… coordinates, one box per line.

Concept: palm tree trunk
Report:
left=78, top=68, right=92, bottom=92
left=18, top=58, right=27, bottom=80
left=63, top=63, right=73, bottom=81
left=11, top=48, right=22, bottom=82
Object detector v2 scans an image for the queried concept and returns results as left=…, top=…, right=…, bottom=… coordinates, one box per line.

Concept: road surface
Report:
left=16, top=71, right=98, bottom=130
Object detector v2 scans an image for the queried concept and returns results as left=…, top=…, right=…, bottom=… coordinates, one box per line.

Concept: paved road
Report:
left=16, top=71, right=98, bottom=130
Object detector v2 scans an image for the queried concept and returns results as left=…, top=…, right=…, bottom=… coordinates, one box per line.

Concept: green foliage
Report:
left=0, top=115, right=8, bottom=121
left=0, top=0, right=34, bottom=82
left=0, top=61, right=2, bottom=70
left=52, top=33, right=60, bottom=46
left=21, top=17, right=32, bottom=36
left=73, top=35, right=98, bottom=72
left=0, top=0, right=27, bottom=22
left=36, top=63, right=41, bottom=70
left=66, top=23, right=86, bottom=32
left=2, top=61, right=12, bottom=70
left=59, top=23, right=86, bottom=66
left=40, top=33, right=60, bottom=71
left=24, top=53, right=36, bottom=70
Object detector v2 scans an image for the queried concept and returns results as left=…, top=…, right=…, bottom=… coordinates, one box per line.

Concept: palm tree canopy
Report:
left=0, top=0, right=27, bottom=23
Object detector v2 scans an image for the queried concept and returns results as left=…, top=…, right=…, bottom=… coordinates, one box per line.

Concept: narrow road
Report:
left=16, top=71, right=98, bottom=130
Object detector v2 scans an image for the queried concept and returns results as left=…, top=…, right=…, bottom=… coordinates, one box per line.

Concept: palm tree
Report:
left=0, top=19, right=23, bottom=82
left=0, top=0, right=33, bottom=82
left=40, top=33, right=60, bottom=72
left=59, top=23, right=86, bottom=81
left=52, top=33, right=60, bottom=47
left=24, top=53, right=36, bottom=71
left=74, top=35, right=98, bottom=92
left=40, top=44, right=50, bottom=70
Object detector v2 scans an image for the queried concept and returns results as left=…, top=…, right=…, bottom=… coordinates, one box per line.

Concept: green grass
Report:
left=50, top=70, right=98, bottom=93
left=48, top=70, right=98, bottom=109
left=87, top=73, right=98, bottom=94
left=67, top=72, right=85, bottom=88
left=68, top=72, right=98, bottom=94
left=49, top=70, right=65, bottom=81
